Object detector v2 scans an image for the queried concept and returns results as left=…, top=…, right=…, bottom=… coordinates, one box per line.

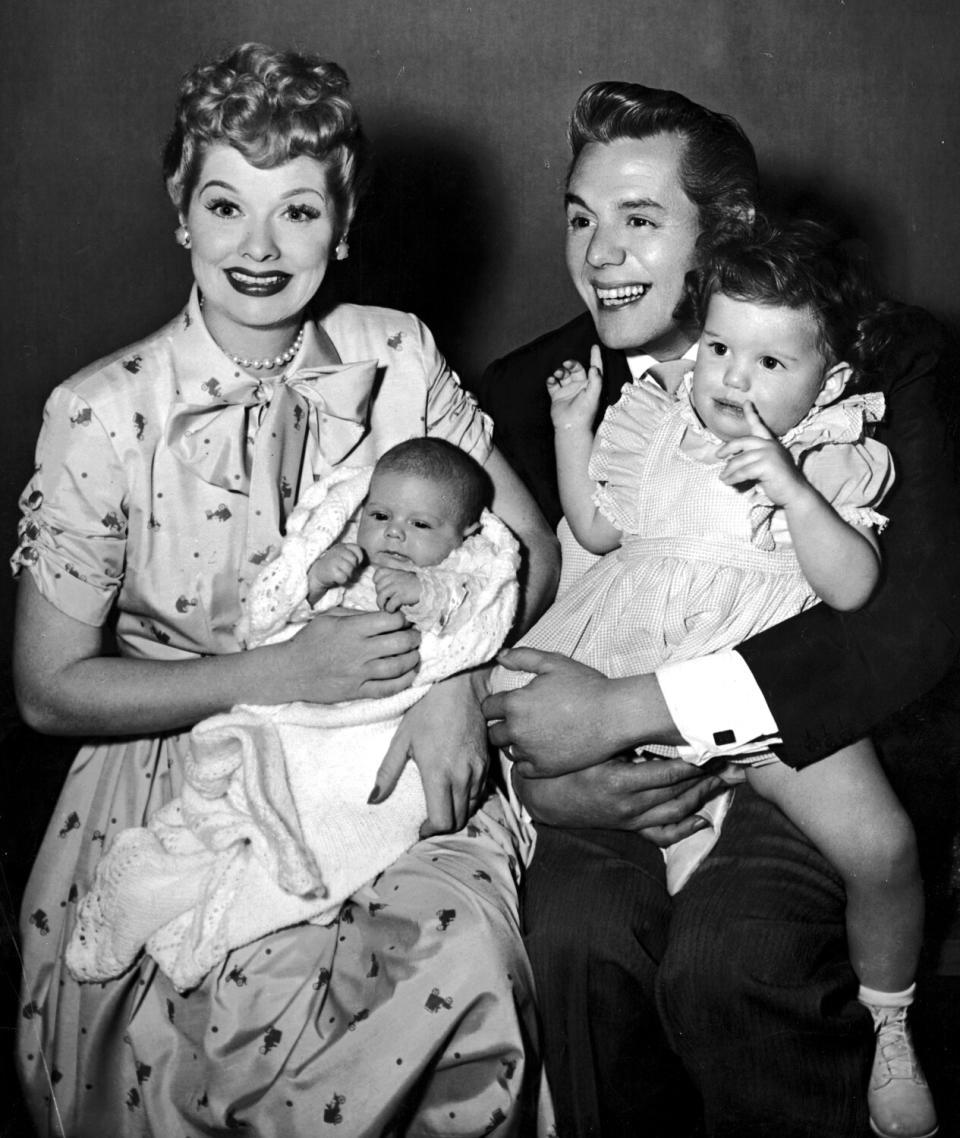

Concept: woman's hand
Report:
left=512, top=759, right=725, bottom=846
left=371, top=670, right=489, bottom=836
left=278, top=609, right=421, bottom=704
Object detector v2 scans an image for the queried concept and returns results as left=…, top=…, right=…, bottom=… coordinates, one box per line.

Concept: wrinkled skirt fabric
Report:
left=17, top=732, right=550, bottom=1137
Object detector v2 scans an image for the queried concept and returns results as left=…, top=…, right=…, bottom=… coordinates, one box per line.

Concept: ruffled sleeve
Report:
left=10, top=385, right=126, bottom=626
left=752, top=392, right=895, bottom=545
left=587, top=378, right=675, bottom=533
left=800, top=435, right=895, bottom=531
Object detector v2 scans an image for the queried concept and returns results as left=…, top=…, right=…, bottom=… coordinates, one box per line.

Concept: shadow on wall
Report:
left=318, top=118, right=503, bottom=382
left=760, top=165, right=911, bottom=310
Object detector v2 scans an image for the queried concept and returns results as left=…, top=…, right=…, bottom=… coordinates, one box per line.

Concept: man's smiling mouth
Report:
left=595, top=284, right=649, bottom=309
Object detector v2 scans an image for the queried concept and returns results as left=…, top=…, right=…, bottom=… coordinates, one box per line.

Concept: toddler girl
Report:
left=68, top=438, right=521, bottom=990
left=498, top=219, right=936, bottom=1138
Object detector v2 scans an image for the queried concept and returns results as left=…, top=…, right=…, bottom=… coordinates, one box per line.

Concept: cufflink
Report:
left=713, top=729, right=736, bottom=746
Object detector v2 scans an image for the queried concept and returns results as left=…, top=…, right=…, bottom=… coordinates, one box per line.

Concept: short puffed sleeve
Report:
left=11, top=385, right=127, bottom=625
left=419, top=319, right=493, bottom=462
left=799, top=435, right=895, bottom=531
left=587, top=378, right=675, bottom=533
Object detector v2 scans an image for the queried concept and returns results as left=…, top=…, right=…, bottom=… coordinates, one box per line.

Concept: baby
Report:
left=306, top=436, right=489, bottom=627
left=497, top=218, right=936, bottom=1138
left=68, top=438, right=520, bottom=991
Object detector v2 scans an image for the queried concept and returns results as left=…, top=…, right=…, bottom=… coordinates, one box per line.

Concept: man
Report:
left=479, top=81, right=960, bottom=1138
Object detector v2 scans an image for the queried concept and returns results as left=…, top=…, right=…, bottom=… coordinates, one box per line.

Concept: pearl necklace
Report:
left=224, top=326, right=305, bottom=371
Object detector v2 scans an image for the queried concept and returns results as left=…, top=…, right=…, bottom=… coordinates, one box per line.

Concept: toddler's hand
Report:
left=547, top=345, right=603, bottom=432
left=308, top=543, right=364, bottom=600
left=716, top=402, right=810, bottom=507
left=374, top=566, right=422, bottom=613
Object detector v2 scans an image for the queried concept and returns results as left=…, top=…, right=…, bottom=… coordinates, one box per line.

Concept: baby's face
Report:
left=357, top=470, right=471, bottom=570
left=690, top=292, right=838, bottom=440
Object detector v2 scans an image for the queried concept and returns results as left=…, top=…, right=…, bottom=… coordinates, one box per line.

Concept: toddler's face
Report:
left=690, top=292, right=843, bottom=440
left=357, top=470, right=472, bottom=570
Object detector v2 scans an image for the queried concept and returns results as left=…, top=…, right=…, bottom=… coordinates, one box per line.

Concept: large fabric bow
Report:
left=165, top=360, right=378, bottom=588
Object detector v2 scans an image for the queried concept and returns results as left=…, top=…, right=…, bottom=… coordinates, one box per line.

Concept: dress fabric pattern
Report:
left=14, top=290, right=546, bottom=1137
left=495, top=375, right=893, bottom=690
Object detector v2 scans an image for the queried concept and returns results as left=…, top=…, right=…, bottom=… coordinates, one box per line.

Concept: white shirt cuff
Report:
left=656, top=650, right=781, bottom=765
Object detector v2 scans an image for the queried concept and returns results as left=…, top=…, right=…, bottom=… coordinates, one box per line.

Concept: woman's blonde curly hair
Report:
left=163, top=42, right=365, bottom=234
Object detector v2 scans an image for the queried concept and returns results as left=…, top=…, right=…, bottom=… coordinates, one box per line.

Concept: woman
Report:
left=14, top=43, right=557, bottom=1137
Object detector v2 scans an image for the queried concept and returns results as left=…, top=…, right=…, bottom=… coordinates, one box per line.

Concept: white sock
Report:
left=858, top=982, right=915, bottom=1013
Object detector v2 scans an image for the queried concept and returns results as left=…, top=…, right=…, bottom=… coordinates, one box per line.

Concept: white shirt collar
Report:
left=625, top=339, right=699, bottom=381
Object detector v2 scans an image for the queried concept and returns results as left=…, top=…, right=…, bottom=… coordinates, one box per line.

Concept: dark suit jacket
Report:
left=477, top=309, right=960, bottom=774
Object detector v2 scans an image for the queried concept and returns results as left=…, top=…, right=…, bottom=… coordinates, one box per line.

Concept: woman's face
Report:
left=183, top=144, right=339, bottom=346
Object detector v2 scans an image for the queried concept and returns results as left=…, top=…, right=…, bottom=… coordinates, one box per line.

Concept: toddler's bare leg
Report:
left=745, top=739, right=921, bottom=991
left=747, top=741, right=937, bottom=1137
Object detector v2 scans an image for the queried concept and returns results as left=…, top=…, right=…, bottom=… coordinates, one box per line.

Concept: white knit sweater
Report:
left=67, top=466, right=520, bottom=991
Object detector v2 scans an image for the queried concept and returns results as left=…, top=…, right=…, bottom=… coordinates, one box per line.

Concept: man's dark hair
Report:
left=568, top=81, right=759, bottom=247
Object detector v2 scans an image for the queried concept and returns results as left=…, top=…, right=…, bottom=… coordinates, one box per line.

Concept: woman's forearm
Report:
left=515, top=526, right=561, bottom=632
left=14, top=573, right=420, bottom=738
left=484, top=446, right=561, bottom=633
left=16, top=645, right=293, bottom=737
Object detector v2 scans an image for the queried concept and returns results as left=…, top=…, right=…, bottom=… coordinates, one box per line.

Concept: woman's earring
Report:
left=335, top=239, right=349, bottom=261
left=175, top=225, right=192, bottom=250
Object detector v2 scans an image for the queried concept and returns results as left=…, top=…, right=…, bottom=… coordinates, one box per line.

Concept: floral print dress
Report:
left=14, top=289, right=548, bottom=1138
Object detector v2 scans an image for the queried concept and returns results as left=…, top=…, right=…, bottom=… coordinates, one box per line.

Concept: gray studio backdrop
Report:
left=2, top=0, right=958, bottom=719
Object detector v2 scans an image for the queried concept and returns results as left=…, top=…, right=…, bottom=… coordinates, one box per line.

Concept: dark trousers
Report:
left=522, top=786, right=874, bottom=1138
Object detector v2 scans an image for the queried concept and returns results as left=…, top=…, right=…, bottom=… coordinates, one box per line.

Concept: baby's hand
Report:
left=716, top=402, right=810, bottom=507
left=308, top=543, right=364, bottom=600
left=547, top=345, right=603, bottom=432
left=374, top=566, right=422, bottom=613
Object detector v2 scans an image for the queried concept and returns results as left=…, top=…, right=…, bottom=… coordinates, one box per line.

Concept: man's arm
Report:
left=482, top=648, right=727, bottom=844
left=480, top=308, right=959, bottom=834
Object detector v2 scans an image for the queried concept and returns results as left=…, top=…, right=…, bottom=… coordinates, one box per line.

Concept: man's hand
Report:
left=482, top=648, right=654, bottom=777
left=513, top=758, right=726, bottom=846
left=374, top=566, right=422, bottom=613
left=371, top=671, right=489, bottom=836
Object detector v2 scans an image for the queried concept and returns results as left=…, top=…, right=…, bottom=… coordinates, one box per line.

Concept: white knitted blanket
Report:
left=67, top=466, right=519, bottom=991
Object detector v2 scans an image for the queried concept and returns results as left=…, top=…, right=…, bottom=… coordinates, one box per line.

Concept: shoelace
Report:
left=874, top=1012, right=924, bottom=1083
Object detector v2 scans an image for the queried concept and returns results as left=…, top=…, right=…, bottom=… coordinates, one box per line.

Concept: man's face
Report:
left=564, top=134, right=701, bottom=358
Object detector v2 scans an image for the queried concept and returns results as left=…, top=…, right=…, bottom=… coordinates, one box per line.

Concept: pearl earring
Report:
left=335, top=239, right=349, bottom=261
left=175, top=225, right=192, bottom=250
